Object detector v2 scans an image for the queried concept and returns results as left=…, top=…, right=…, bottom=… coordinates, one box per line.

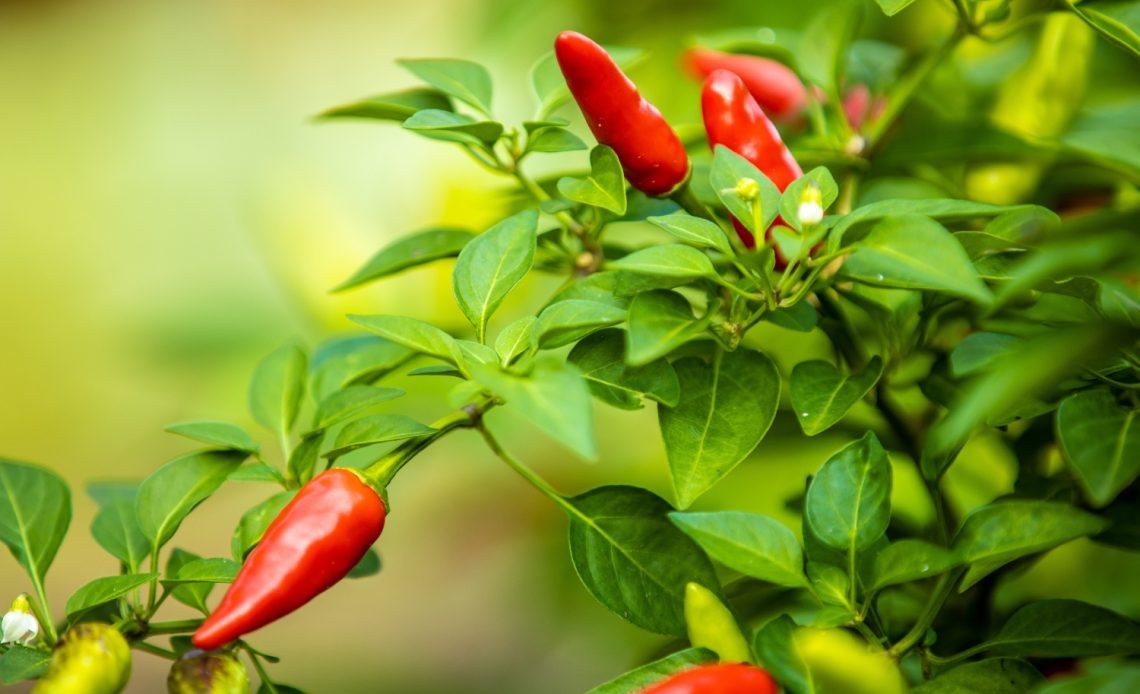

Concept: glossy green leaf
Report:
left=166, top=548, right=212, bottom=613
left=136, top=450, right=247, bottom=551
left=249, top=343, right=308, bottom=436
left=870, top=539, right=960, bottom=590
left=710, top=145, right=782, bottom=236
left=873, top=0, right=919, bottom=17
left=567, top=485, right=720, bottom=636
left=0, top=459, right=72, bottom=587
left=0, top=646, right=50, bottom=684
left=470, top=359, right=596, bottom=460
left=65, top=573, right=157, bottom=620
left=1057, top=388, right=1140, bottom=508
left=286, top=433, right=323, bottom=486
left=828, top=199, right=1033, bottom=251
left=557, top=145, right=628, bottom=215
left=165, top=420, right=259, bottom=454
left=91, top=498, right=149, bottom=570
left=584, top=648, right=716, bottom=694
left=568, top=329, right=680, bottom=410
left=842, top=215, right=992, bottom=303
left=453, top=210, right=538, bottom=342
left=348, top=314, right=459, bottom=365
left=1064, top=0, right=1140, bottom=58
left=977, top=599, right=1140, bottom=657
left=799, top=2, right=862, bottom=97
left=334, top=227, right=473, bottom=292
left=670, top=511, right=806, bottom=587
left=535, top=299, right=626, bottom=349
left=494, top=316, right=536, bottom=367
left=911, top=658, right=1044, bottom=693
left=952, top=500, right=1109, bottom=591
left=402, top=109, right=503, bottom=146
left=397, top=58, right=492, bottom=114
left=625, top=290, right=712, bottom=366
left=326, top=415, right=436, bottom=459
left=308, top=335, right=414, bottom=400
left=163, top=557, right=239, bottom=584
left=647, top=214, right=733, bottom=255
left=763, top=301, right=819, bottom=332
left=232, top=491, right=296, bottom=560
left=524, top=125, right=587, bottom=154
left=808, top=561, right=853, bottom=610
left=805, top=432, right=892, bottom=553
left=312, top=386, right=405, bottom=431
left=316, top=87, right=452, bottom=122
left=660, top=348, right=780, bottom=509
left=227, top=463, right=285, bottom=484
left=790, top=356, right=883, bottom=436
left=948, top=332, right=1019, bottom=377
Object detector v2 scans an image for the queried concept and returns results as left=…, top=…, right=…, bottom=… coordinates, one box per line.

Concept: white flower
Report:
left=797, top=181, right=825, bottom=227
left=1, top=608, right=39, bottom=646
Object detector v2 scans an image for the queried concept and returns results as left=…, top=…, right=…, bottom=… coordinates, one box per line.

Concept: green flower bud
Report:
left=32, top=623, right=131, bottom=694
left=167, top=652, right=250, bottom=694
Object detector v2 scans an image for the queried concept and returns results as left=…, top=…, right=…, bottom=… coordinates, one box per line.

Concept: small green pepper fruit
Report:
left=167, top=651, right=250, bottom=694
left=683, top=582, right=753, bottom=664
left=32, top=622, right=131, bottom=694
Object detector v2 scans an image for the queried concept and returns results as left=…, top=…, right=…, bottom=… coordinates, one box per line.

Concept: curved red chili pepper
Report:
left=192, top=468, right=386, bottom=650
left=555, top=31, right=690, bottom=197
left=684, top=48, right=806, bottom=122
left=637, top=663, right=779, bottom=694
left=701, top=69, right=803, bottom=259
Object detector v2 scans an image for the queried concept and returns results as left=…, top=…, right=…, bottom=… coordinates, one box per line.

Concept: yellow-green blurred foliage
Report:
left=2, top=0, right=1138, bottom=692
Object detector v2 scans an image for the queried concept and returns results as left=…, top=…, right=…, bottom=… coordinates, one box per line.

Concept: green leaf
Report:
left=808, top=561, right=853, bottom=610
left=611, top=245, right=718, bottom=283
left=799, top=2, right=862, bottom=97
left=790, top=356, right=883, bottom=436
left=1057, top=388, right=1140, bottom=508
left=334, top=227, right=473, bottom=292
left=870, top=539, right=960, bottom=591
left=166, top=549, right=212, bottom=613
left=841, top=215, right=992, bottom=304
left=470, top=359, right=596, bottom=460
left=397, top=58, right=493, bottom=115
left=249, top=343, right=308, bottom=436
left=952, top=500, right=1109, bottom=591
left=753, top=616, right=813, bottom=694
left=992, top=231, right=1136, bottom=310
left=346, top=547, right=381, bottom=579
left=494, top=316, right=536, bottom=367
left=232, top=491, right=296, bottom=560
left=873, top=0, right=919, bottom=17
left=136, top=450, right=247, bottom=552
left=524, top=125, right=587, bottom=154
left=949, top=332, right=1019, bottom=377
left=710, top=146, right=782, bottom=236
left=286, top=433, right=323, bottom=486
left=65, top=573, right=157, bottom=620
left=316, top=87, right=452, bottom=122
left=975, top=599, right=1140, bottom=657
left=326, top=415, right=436, bottom=459
left=348, top=314, right=459, bottom=365
left=1064, top=0, right=1140, bottom=58
left=0, top=646, right=50, bottom=684
left=763, top=301, right=819, bottom=332
left=567, top=485, right=720, bottom=636
left=312, top=386, right=405, bottom=431
left=568, top=329, right=680, bottom=410
left=1035, top=660, right=1140, bottom=694
left=165, top=420, right=259, bottom=454
left=805, top=432, right=892, bottom=553
left=402, top=109, right=503, bottom=146
left=660, top=348, right=780, bottom=509
left=91, top=498, right=149, bottom=570
left=452, top=210, right=538, bottom=342
left=308, top=335, right=414, bottom=401
left=584, top=648, right=716, bottom=694
left=828, top=198, right=1033, bottom=251
left=535, top=300, right=626, bottom=349
left=911, top=658, right=1044, bottom=693
left=647, top=214, right=733, bottom=255
left=163, top=557, right=240, bottom=584
left=625, top=290, right=712, bottom=367
left=780, top=167, right=839, bottom=232
left=227, top=463, right=285, bottom=484
left=557, top=145, right=628, bottom=215
left=670, top=511, right=806, bottom=587
left=0, top=459, right=71, bottom=589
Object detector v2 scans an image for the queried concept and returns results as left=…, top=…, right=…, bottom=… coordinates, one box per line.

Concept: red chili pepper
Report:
left=701, top=69, right=803, bottom=256
left=684, top=48, right=806, bottom=122
left=555, top=31, right=690, bottom=197
left=637, top=663, right=779, bottom=694
left=192, top=468, right=386, bottom=650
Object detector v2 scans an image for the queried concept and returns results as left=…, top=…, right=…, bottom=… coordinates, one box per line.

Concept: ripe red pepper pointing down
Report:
left=192, top=468, right=386, bottom=650
left=555, top=31, right=690, bottom=197
left=637, top=663, right=779, bottom=694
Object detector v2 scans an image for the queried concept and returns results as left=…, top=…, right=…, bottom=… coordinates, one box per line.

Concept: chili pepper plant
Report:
left=3, top=0, right=1140, bottom=691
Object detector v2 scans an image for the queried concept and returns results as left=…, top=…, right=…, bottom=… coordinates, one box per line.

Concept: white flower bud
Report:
left=2, top=595, right=39, bottom=646
left=797, top=181, right=825, bottom=227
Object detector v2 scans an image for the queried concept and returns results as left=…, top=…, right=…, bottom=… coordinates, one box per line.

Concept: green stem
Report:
left=132, top=640, right=177, bottom=660
left=479, top=425, right=575, bottom=514
left=853, top=621, right=884, bottom=650
left=670, top=179, right=717, bottom=223
left=888, top=568, right=963, bottom=658
left=144, top=619, right=202, bottom=636
left=245, top=647, right=278, bottom=694
left=363, top=406, right=486, bottom=489
left=26, top=589, right=56, bottom=645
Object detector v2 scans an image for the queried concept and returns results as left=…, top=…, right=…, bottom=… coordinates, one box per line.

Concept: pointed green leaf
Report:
left=249, top=343, right=308, bottom=436
left=326, top=415, right=436, bottom=459
left=557, top=145, right=628, bottom=215
left=165, top=421, right=259, bottom=454
left=494, top=316, right=537, bottom=367
left=610, top=244, right=718, bottom=281
left=402, top=109, right=503, bottom=146
left=0, top=459, right=72, bottom=587
left=316, top=87, right=452, bottom=122
left=805, top=432, right=892, bottom=552
left=911, top=658, right=1044, bottom=693
left=870, top=539, right=961, bottom=590
left=334, top=227, right=473, bottom=291
left=1057, top=388, right=1140, bottom=508
left=648, top=214, right=733, bottom=255
left=535, top=299, right=626, bottom=349
left=136, top=450, right=247, bottom=551
left=348, top=314, right=459, bottom=365
left=398, top=58, right=492, bottom=115
left=91, top=498, right=149, bottom=570
left=66, top=573, right=158, bottom=620
left=312, top=386, right=405, bottom=431
left=670, top=511, right=806, bottom=587
left=625, top=290, right=713, bottom=366
left=452, top=210, right=538, bottom=341
left=568, top=329, right=680, bottom=410
left=977, top=600, right=1140, bottom=657
left=791, top=357, right=883, bottom=436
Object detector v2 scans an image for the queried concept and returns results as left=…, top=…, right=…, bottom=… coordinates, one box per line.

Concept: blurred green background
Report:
left=2, top=0, right=1138, bottom=691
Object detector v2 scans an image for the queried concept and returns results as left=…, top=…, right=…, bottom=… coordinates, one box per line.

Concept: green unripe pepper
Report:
left=32, top=623, right=131, bottom=694
left=683, top=582, right=753, bottom=664
left=167, top=651, right=250, bottom=694
left=965, top=13, right=1095, bottom=204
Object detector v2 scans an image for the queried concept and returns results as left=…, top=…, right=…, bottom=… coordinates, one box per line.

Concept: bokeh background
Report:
left=2, top=0, right=1138, bottom=691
